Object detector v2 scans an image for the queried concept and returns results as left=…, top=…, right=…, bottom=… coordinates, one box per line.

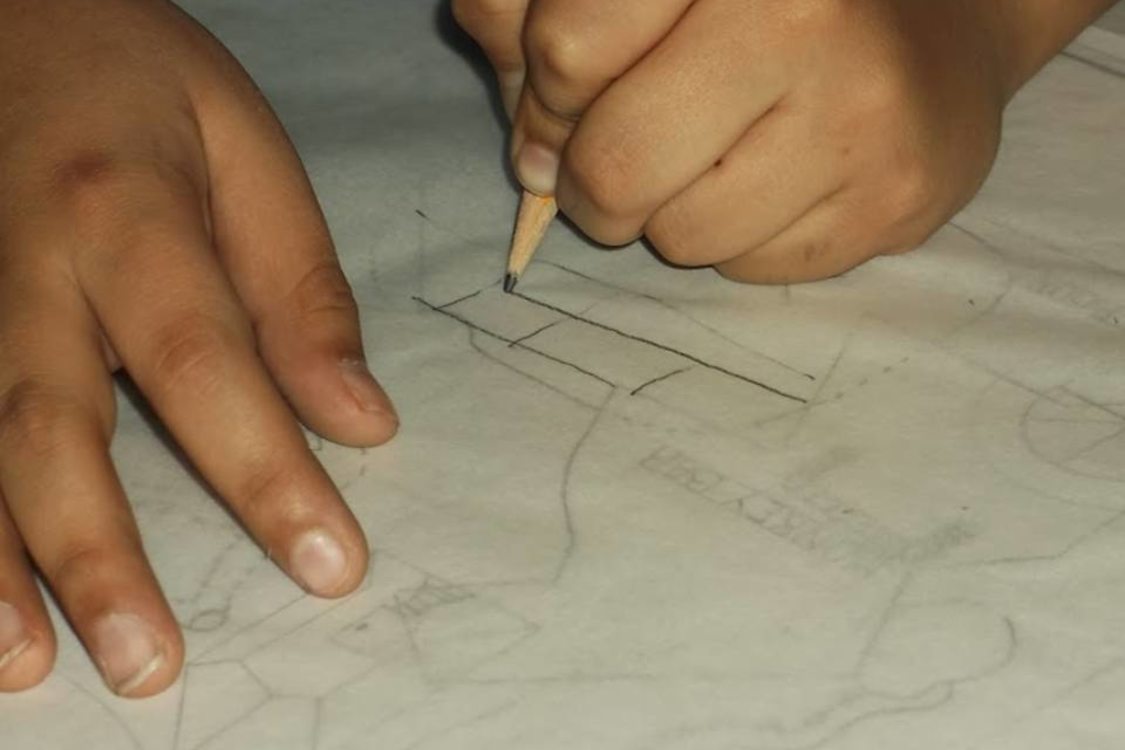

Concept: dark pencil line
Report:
left=414, top=208, right=430, bottom=220
left=509, top=320, right=562, bottom=347
left=466, top=332, right=602, bottom=411
left=438, top=288, right=485, bottom=309
left=631, top=367, right=691, bottom=396
left=517, top=343, right=617, bottom=388
left=509, top=291, right=808, bottom=403
left=413, top=297, right=616, bottom=388
left=541, top=260, right=816, bottom=381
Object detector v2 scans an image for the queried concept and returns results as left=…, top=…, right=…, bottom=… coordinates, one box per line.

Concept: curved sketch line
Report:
left=553, top=390, right=616, bottom=582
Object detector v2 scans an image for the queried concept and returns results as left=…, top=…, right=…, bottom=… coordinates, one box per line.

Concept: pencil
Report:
left=504, top=191, right=558, bottom=293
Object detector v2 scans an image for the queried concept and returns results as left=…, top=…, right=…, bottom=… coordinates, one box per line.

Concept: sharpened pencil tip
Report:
left=503, top=273, right=518, bottom=294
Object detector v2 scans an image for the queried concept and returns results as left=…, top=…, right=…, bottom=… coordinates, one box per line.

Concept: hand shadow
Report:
left=433, top=0, right=518, bottom=191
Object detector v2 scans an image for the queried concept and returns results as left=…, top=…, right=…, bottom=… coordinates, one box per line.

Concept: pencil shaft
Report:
left=505, top=191, right=557, bottom=289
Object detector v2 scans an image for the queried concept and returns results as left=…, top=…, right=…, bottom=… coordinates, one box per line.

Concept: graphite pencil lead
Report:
left=503, top=273, right=519, bottom=294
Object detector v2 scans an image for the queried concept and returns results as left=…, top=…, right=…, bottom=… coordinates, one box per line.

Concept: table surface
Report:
left=2, top=2, right=1125, bottom=749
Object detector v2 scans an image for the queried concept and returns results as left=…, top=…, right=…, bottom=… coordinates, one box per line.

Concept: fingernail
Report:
left=91, top=613, right=164, bottom=696
left=340, top=360, right=396, bottom=417
left=291, top=528, right=349, bottom=595
left=0, top=601, right=31, bottom=673
left=516, top=141, right=560, bottom=197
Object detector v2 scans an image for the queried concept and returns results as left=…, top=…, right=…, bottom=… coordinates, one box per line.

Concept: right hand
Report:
left=0, top=0, right=397, bottom=697
left=453, top=0, right=1115, bottom=283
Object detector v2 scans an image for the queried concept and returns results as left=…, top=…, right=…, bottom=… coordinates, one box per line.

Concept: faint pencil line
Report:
left=438, top=289, right=486, bottom=309
left=1056, top=423, right=1125, bottom=463
left=947, top=508, right=1125, bottom=569
left=509, top=320, right=562, bottom=347
left=62, top=675, right=144, bottom=750
left=191, top=592, right=305, bottom=662
left=970, top=650, right=1125, bottom=750
left=553, top=390, right=615, bottom=582
left=539, top=260, right=663, bottom=302
left=172, top=665, right=188, bottom=750
left=854, top=572, right=914, bottom=670
left=778, top=337, right=849, bottom=443
left=1058, top=387, right=1125, bottom=422
left=400, top=699, right=522, bottom=750
left=1060, top=49, right=1125, bottom=79
left=186, top=675, right=271, bottom=750
left=465, top=331, right=604, bottom=411
left=631, top=367, right=692, bottom=396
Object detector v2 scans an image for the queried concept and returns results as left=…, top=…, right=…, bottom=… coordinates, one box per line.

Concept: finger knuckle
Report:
left=0, top=379, right=87, bottom=460
left=882, top=160, right=935, bottom=223
left=235, top=459, right=298, bottom=525
left=286, top=260, right=359, bottom=326
left=565, top=145, right=639, bottom=229
left=48, top=544, right=116, bottom=592
left=855, top=70, right=909, bottom=124
left=147, top=315, right=241, bottom=399
left=47, top=152, right=140, bottom=219
left=45, top=151, right=196, bottom=238
left=525, top=22, right=602, bottom=104
left=646, top=207, right=707, bottom=267
left=572, top=166, right=622, bottom=221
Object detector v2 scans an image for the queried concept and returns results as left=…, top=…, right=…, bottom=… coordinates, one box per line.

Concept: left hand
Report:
left=454, top=0, right=1027, bottom=283
left=0, top=0, right=398, bottom=697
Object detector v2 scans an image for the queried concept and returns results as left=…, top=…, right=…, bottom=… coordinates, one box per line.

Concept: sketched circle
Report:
left=1021, top=389, right=1125, bottom=482
left=187, top=608, right=227, bottom=632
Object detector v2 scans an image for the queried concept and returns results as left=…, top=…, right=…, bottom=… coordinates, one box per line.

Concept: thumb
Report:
left=509, top=0, right=694, bottom=197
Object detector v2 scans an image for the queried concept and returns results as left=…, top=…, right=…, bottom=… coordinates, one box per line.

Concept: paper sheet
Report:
left=2, top=2, right=1125, bottom=748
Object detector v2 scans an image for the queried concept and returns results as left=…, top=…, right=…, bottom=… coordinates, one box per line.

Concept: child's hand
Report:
left=0, top=0, right=397, bottom=696
left=455, top=0, right=1112, bottom=282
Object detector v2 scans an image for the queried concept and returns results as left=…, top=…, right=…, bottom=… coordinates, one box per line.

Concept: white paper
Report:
left=2, top=2, right=1124, bottom=748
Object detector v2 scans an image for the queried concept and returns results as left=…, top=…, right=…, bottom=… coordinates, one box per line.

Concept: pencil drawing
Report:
left=5, top=7, right=1125, bottom=750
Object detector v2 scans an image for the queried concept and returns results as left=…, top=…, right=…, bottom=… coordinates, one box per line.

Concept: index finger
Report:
left=71, top=165, right=368, bottom=600
left=512, top=0, right=696, bottom=195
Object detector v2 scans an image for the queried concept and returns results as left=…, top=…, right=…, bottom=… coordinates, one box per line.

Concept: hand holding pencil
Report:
left=505, top=192, right=557, bottom=292
left=455, top=0, right=1113, bottom=286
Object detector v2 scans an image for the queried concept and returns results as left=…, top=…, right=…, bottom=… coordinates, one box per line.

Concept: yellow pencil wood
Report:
left=504, top=191, right=557, bottom=292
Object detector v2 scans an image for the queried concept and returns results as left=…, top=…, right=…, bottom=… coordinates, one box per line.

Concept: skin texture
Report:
left=453, top=0, right=1118, bottom=283
left=0, top=0, right=398, bottom=696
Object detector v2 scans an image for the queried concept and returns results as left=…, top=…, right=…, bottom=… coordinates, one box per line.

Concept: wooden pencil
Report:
left=504, top=191, right=558, bottom=293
